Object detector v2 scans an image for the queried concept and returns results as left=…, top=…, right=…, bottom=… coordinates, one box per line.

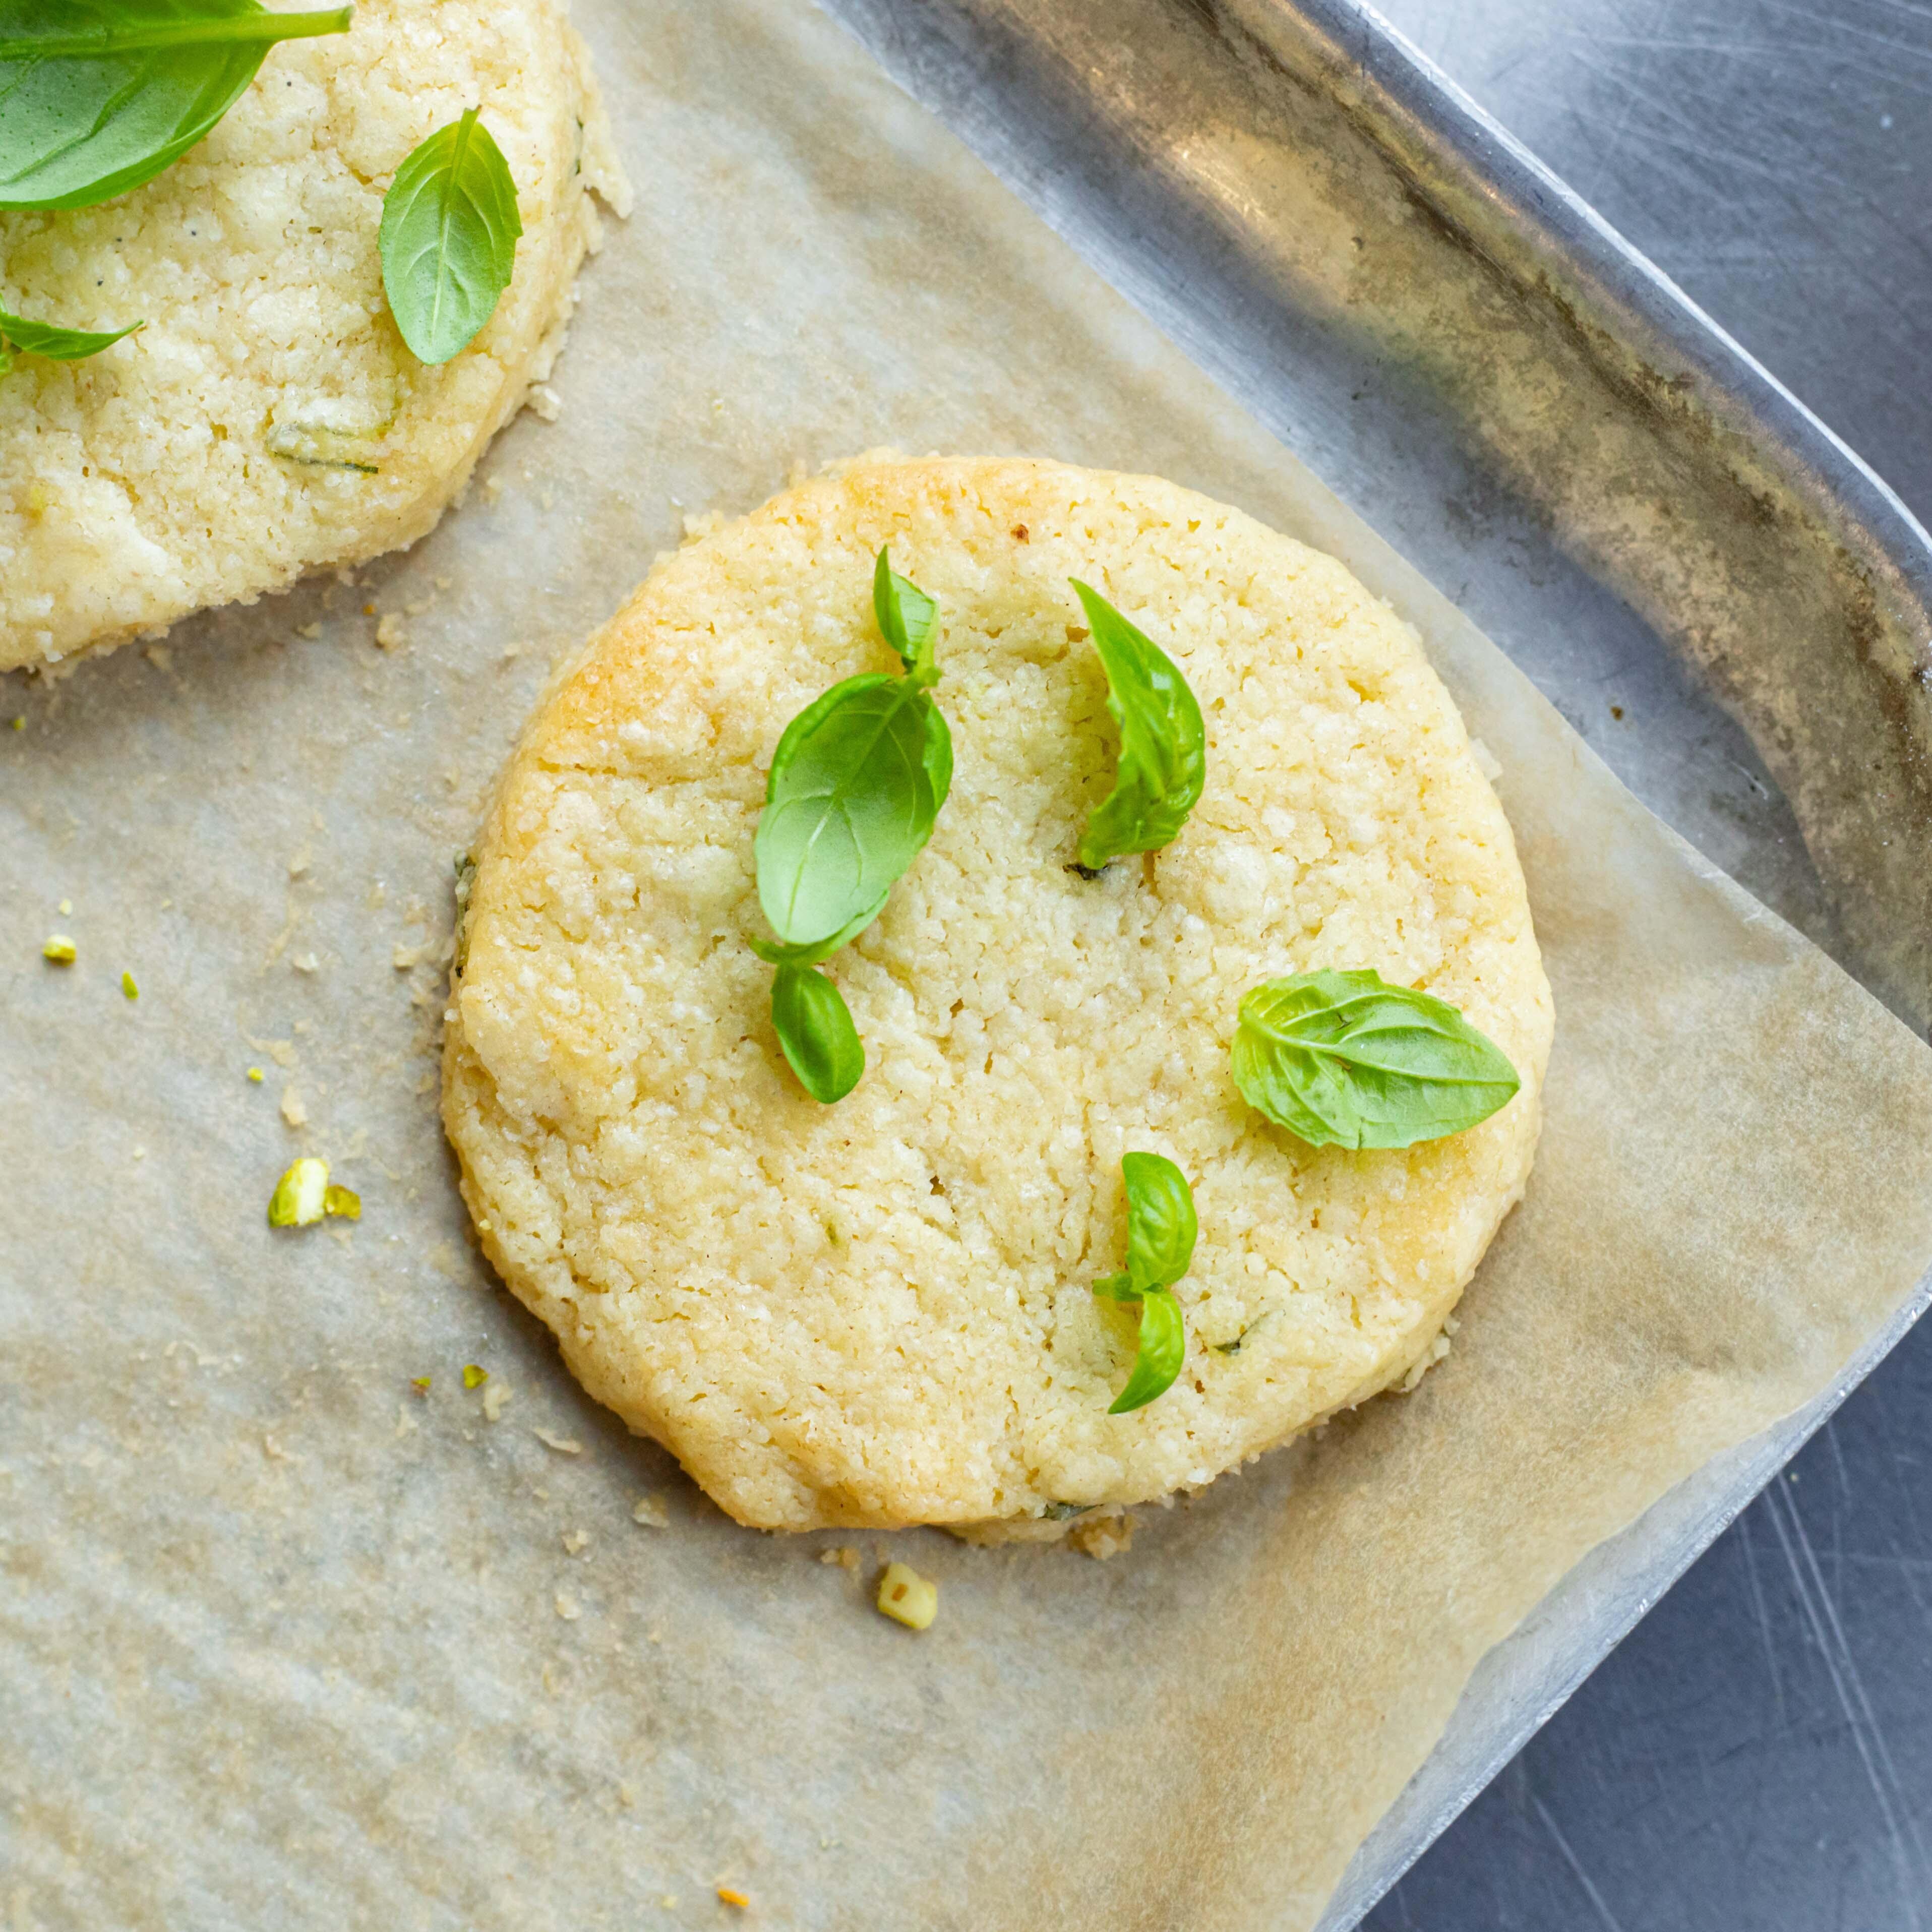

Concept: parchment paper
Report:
left=5, top=3, right=1932, bottom=1928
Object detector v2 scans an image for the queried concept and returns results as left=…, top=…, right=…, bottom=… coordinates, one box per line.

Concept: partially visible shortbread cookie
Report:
left=0, top=0, right=629, bottom=672
left=443, top=456, right=1553, bottom=1537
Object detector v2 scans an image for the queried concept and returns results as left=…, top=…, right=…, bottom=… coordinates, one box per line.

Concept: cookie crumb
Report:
left=279, top=1089, right=308, bottom=1129
left=818, top=1545, right=860, bottom=1571
left=482, top=1379, right=513, bottom=1422
left=266, top=1156, right=328, bottom=1228
left=1069, top=1514, right=1135, bottom=1560
left=554, top=1591, right=581, bottom=1620
left=875, top=1561, right=937, bottom=1629
left=1398, top=1330, right=1453, bottom=1393
left=533, top=1426, right=583, bottom=1455
left=632, top=1493, right=669, bottom=1528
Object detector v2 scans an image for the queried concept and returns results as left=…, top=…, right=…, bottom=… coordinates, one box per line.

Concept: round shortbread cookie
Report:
left=442, top=456, right=1553, bottom=1536
left=0, top=0, right=629, bottom=672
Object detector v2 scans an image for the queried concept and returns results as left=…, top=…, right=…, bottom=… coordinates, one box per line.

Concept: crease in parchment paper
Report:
left=3, top=2, right=1930, bottom=1928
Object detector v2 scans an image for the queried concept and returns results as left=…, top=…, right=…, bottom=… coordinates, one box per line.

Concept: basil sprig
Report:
left=0, top=309, right=141, bottom=378
left=1231, top=969, right=1520, bottom=1149
left=0, top=2, right=353, bottom=212
left=873, top=546, right=939, bottom=681
left=769, top=962, right=865, bottom=1104
left=1093, top=1152, right=1196, bottom=1414
left=754, top=550, right=951, bottom=1101
left=1072, top=580, right=1205, bottom=871
left=379, top=108, right=522, bottom=367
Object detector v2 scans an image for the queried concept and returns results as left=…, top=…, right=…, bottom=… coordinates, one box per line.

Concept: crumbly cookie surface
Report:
left=442, top=456, right=1553, bottom=1533
left=0, top=0, right=629, bottom=672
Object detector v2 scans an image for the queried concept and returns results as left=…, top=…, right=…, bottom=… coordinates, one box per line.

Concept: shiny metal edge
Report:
left=1315, top=1256, right=1932, bottom=1930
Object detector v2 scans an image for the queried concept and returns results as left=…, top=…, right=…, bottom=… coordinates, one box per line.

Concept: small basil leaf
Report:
left=770, top=963, right=864, bottom=1104
left=1120, top=1150, right=1197, bottom=1293
left=873, top=547, right=940, bottom=685
left=1231, top=968, right=1520, bottom=1150
left=755, top=674, right=950, bottom=951
left=1071, top=579, right=1205, bottom=871
left=0, top=309, right=141, bottom=373
left=1109, top=1288, right=1185, bottom=1415
left=0, top=2, right=353, bottom=212
left=1092, top=1153, right=1196, bottom=1413
left=747, top=888, right=890, bottom=967
left=379, top=107, right=522, bottom=366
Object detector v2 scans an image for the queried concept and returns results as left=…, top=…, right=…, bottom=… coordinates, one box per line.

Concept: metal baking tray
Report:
left=816, top=0, right=1932, bottom=1920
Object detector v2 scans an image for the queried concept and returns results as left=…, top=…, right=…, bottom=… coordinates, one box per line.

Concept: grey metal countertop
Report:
left=1359, top=2, right=1932, bottom=1926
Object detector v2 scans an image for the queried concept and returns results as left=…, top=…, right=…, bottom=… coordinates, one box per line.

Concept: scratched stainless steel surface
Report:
left=814, top=0, right=1932, bottom=1926
left=1360, top=3, right=1932, bottom=1927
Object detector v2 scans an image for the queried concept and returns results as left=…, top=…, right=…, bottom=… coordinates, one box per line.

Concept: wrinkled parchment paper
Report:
left=6, top=4, right=1932, bottom=1928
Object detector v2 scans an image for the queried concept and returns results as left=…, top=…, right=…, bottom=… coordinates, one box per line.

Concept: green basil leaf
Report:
left=873, top=547, right=939, bottom=685
left=1119, top=1149, right=1197, bottom=1292
left=754, top=673, right=951, bottom=951
left=379, top=107, right=522, bottom=367
left=1092, top=1153, right=1195, bottom=1413
left=1071, top=579, right=1205, bottom=871
left=0, top=308, right=141, bottom=375
left=0, top=1, right=353, bottom=212
left=1109, top=1288, right=1185, bottom=1415
left=770, top=963, right=864, bottom=1104
left=1231, top=968, right=1521, bottom=1150
left=747, top=888, right=889, bottom=967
